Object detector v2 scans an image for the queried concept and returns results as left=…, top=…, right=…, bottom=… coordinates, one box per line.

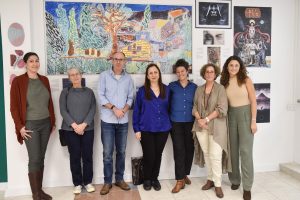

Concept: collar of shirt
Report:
left=175, top=80, right=193, bottom=88
left=109, top=67, right=125, bottom=78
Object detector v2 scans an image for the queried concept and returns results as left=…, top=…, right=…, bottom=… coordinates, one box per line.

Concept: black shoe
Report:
left=151, top=180, right=161, bottom=191
left=143, top=180, right=151, bottom=191
left=231, top=184, right=240, bottom=190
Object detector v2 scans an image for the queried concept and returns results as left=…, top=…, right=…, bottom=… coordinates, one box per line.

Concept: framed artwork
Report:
left=254, top=83, right=270, bottom=123
left=195, top=0, right=231, bottom=29
left=203, top=30, right=224, bottom=45
left=207, top=46, right=220, bottom=68
left=233, top=6, right=272, bottom=68
left=45, top=1, right=192, bottom=75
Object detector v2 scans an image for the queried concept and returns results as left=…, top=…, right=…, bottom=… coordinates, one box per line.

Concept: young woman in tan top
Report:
left=220, top=55, right=257, bottom=200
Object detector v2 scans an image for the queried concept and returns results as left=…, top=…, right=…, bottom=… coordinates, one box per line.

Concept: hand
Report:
left=113, top=107, right=125, bottom=119
left=77, top=123, right=87, bottom=135
left=197, top=118, right=207, bottom=128
left=135, top=132, right=141, bottom=140
left=251, top=121, right=257, bottom=134
left=71, top=123, right=82, bottom=135
left=51, top=125, right=56, bottom=133
left=20, top=126, right=33, bottom=140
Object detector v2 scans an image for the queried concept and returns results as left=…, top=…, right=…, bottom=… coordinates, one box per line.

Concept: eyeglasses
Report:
left=69, top=73, right=81, bottom=77
left=112, top=58, right=126, bottom=62
left=205, top=70, right=215, bottom=74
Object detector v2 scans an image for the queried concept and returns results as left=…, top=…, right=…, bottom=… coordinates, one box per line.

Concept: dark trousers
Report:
left=171, top=122, right=194, bottom=180
left=140, top=131, right=169, bottom=181
left=25, top=118, right=51, bottom=172
left=65, top=130, right=94, bottom=186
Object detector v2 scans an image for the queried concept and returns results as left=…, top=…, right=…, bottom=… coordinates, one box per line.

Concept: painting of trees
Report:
left=93, top=4, right=133, bottom=56
left=142, top=4, right=151, bottom=29
left=45, top=1, right=192, bottom=75
left=79, top=4, right=108, bottom=50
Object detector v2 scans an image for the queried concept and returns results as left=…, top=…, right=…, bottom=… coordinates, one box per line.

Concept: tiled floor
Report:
left=1, top=171, right=300, bottom=200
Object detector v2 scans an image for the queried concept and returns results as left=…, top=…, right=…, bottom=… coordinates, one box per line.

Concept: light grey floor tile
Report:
left=2, top=171, right=300, bottom=200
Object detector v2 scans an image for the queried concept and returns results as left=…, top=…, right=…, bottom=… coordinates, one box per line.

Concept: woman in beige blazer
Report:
left=192, top=63, right=231, bottom=198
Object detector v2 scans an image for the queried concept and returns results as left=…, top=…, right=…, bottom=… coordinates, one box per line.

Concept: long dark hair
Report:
left=144, top=63, right=166, bottom=100
left=220, top=55, right=248, bottom=87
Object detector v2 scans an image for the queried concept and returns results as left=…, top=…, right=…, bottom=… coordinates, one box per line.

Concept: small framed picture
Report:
left=195, top=0, right=231, bottom=29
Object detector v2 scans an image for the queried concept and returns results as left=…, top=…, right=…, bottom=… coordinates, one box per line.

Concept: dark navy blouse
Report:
left=133, top=85, right=171, bottom=133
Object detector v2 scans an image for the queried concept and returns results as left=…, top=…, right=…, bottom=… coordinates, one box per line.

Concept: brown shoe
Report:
left=201, top=180, right=214, bottom=190
left=100, top=184, right=112, bottom=195
left=215, top=187, right=224, bottom=198
left=171, top=180, right=185, bottom=193
left=243, top=190, right=251, bottom=200
left=231, top=184, right=240, bottom=190
left=184, top=176, right=191, bottom=185
left=115, top=180, right=130, bottom=191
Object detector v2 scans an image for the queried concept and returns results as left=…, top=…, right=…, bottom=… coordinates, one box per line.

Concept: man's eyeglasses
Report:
left=112, top=58, right=126, bottom=62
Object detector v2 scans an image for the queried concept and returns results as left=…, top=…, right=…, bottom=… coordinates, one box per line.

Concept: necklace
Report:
left=202, top=82, right=214, bottom=116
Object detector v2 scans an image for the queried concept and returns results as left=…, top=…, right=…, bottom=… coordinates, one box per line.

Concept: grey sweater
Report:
left=59, top=87, right=96, bottom=131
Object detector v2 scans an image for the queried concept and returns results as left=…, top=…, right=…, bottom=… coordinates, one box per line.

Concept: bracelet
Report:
left=111, top=105, right=115, bottom=110
left=251, top=118, right=256, bottom=121
left=205, top=117, right=210, bottom=123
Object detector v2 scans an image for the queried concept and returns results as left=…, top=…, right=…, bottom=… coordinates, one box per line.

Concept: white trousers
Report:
left=196, top=130, right=223, bottom=187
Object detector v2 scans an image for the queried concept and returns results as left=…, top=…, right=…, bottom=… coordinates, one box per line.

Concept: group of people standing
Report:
left=10, top=51, right=257, bottom=200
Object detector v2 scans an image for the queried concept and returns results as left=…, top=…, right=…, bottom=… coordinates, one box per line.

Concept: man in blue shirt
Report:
left=98, top=52, right=134, bottom=195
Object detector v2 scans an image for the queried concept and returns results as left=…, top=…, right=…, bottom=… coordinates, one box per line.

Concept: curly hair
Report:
left=144, top=63, right=166, bottom=100
left=220, top=55, right=248, bottom=87
left=200, top=63, right=220, bottom=80
left=173, top=59, right=189, bottom=73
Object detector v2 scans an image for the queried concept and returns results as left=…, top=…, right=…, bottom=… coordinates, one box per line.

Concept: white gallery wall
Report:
left=1, top=0, right=299, bottom=196
left=294, top=1, right=300, bottom=163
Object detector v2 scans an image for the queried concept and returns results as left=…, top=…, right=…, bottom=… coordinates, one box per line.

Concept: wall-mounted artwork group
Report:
left=45, top=2, right=192, bottom=75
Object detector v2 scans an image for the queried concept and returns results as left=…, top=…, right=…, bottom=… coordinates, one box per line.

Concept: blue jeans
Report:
left=101, top=121, right=128, bottom=184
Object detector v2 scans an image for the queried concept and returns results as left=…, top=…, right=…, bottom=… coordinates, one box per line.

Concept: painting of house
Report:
left=122, top=40, right=152, bottom=61
left=45, top=2, right=192, bottom=74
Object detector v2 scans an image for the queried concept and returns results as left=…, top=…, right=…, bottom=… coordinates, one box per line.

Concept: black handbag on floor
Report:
left=59, top=87, right=71, bottom=147
left=58, top=129, right=67, bottom=146
left=131, top=156, right=144, bottom=185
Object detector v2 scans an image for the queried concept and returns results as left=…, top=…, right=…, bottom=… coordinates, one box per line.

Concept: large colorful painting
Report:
left=234, top=7, right=271, bottom=68
left=45, top=2, right=192, bottom=75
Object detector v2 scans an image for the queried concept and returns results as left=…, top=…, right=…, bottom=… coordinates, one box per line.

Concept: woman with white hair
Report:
left=59, top=67, right=96, bottom=195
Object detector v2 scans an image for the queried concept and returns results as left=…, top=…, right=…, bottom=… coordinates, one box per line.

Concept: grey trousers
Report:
left=228, top=105, right=254, bottom=191
left=25, top=117, right=51, bottom=172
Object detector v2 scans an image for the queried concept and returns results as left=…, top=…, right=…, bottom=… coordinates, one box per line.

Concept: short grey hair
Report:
left=67, top=67, right=82, bottom=76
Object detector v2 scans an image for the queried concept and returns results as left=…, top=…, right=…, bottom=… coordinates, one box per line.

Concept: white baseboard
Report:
left=4, top=187, right=31, bottom=197
left=254, top=164, right=279, bottom=172
left=0, top=182, right=7, bottom=190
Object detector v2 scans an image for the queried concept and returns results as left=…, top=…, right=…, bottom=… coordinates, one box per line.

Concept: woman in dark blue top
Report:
left=169, top=59, right=197, bottom=193
left=133, top=63, right=171, bottom=191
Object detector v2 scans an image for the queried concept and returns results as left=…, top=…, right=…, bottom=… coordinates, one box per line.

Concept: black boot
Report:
left=39, top=167, right=52, bottom=200
left=28, top=171, right=42, bottom=200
